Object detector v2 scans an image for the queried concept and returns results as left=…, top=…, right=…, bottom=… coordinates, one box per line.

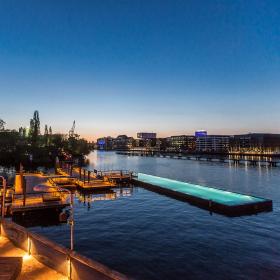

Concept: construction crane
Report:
left=69, top=120, right=76, bottom=137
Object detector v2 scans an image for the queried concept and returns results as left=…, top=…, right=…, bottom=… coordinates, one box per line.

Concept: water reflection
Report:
left=12, top=208, right=66, bottom=227
left=77, top=187, right=133, bottom=210
left=13, top=186, right=134, bottom=227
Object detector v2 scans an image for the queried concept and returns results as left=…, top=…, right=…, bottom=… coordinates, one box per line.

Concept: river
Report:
left=28, top=151, right=280, bottom=279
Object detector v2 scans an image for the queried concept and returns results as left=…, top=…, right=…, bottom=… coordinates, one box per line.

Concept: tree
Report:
left=33, top=110, right=40, bottom=136
left=48, top=126, right=53, bottom=145
left=0, top=110, right=93, bottom=167
left=44, top=124, right=49, bottom=146
left=0, top=119, right=6, bottom=131
left=29, top=110, right=40, bottom=145
left=44, top=125, right=48, bottom=136
left=19, top=127, right=27, bottom=138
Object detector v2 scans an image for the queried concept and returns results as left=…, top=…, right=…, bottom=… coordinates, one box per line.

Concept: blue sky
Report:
left=0, top=0, right=279, bottom=140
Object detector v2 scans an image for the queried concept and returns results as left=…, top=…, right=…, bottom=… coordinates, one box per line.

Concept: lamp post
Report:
left=70, top=191, right=74, bottom=251
left=1, top=176, right=7, bottom=218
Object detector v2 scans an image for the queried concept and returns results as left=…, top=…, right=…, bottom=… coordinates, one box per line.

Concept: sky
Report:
left=0, top=0, right=279, bottom=140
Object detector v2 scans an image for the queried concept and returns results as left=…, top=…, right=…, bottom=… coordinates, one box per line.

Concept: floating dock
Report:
left=56, top=166, right=132, bottom=190
left=10, top=173, right=70, bottom=214
left=134, top=173, right=272, bottom=217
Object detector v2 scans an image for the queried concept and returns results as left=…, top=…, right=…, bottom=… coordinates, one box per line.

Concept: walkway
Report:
left=0, top=235, right=67, bottom=280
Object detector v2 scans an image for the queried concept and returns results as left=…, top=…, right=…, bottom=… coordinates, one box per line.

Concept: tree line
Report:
left=0, top=111, right=93, bottom=168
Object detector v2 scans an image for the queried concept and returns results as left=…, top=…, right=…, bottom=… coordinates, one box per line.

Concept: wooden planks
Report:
left=0, top=257, right=22, bottom=280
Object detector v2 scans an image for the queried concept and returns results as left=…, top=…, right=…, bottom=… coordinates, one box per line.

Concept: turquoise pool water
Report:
left=137, top=173, right=266, bottom=206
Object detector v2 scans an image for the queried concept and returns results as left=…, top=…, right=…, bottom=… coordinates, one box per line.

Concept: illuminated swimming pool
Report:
left=136, top=173, right=272, bottom=215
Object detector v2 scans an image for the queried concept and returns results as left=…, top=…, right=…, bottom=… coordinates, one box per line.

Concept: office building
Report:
left=196, top=135, right=230, bottom=152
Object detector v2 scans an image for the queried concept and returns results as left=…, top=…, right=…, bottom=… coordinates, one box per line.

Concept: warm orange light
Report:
left=23, top=253, right=31, bottom=261
left=67, top=258, right=72, bottom=279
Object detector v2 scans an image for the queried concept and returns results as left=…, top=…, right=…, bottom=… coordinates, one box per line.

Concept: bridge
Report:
left=116, top=151, right=280, bottom=167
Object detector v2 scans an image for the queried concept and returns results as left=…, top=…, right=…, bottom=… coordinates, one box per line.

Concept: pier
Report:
left=56, top=163, right=132, bottom=190
left=0, top=165, right=133, bottom=217
left=4, top=173, right=71, bottom=215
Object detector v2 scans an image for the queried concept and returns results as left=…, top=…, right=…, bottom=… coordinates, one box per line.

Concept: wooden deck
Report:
left=76, top=181, right=115, bottom=190
left=57, top=167, right=133, bottom=190
left=52, top=171, right=117, bottom=190
left=0, top=235, right=67, bottom=280
left=3, top=170, right=132, bottom=215
left=11, top=199, right=70, bottom=213
left=10, top=173, right=71, bottom=214
left=0, top=257, right=22, bottom=280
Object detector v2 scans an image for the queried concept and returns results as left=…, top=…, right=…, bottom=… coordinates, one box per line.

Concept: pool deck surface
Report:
left=0, top=236, right=67, bottom=280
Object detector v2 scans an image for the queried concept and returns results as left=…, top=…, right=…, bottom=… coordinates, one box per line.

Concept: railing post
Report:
left=88, top=171, right=90, bottom=183
left=70, top=192, right=74, bottom=251
left=28, top=234, right=31, bottom=255
left=67, top=255, right=72, bottom=280
left=23, top=176, right=26, bottom=207
left=83, top=169, right=86, bottom=184
left=1, top=176, right=7, bottom=218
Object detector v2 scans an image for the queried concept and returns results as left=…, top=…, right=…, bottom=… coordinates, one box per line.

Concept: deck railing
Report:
left=12, top=189, right=71, bottom=208
left=0, top=218, right=128, bottom=280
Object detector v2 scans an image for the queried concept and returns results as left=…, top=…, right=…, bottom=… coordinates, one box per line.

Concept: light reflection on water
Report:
left=28, top=151, right=280, bottom=280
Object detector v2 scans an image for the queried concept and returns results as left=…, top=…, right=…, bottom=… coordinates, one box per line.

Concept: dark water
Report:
left=28, top=151, right=280, bottom=279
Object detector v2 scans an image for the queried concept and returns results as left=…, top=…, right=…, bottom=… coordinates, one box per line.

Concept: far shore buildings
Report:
left=230, top=133, right=280, bottom=153
left=96, top=132, right=280, bottom=154
left=196, top=135, right=230, bottom=152
left=166, top=135, right=196, bottom=152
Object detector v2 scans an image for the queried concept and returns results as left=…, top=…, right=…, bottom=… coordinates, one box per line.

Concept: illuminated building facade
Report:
left=96, top=137, right=114, bottom=150
left=196, top=135, right=230, bottom=152
left=195, top=130, right=207, bottom=137
left=113, top=135, right=134, bottom=150
left=137, top=132, right=157, bottom=140
left=167, top=135, right=196, bottom=152
left=231, top=133, right=280, bottom=153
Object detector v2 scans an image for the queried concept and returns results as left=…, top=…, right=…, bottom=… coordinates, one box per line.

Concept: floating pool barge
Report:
left=133, top=173, right=272, bottom=217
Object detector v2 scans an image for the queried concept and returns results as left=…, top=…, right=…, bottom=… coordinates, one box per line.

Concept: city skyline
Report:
left=3, top=111, right=280, bottom=142
left=96, top=130, right=280, bottom=140
left=1, top=0, right=280, bottom=140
